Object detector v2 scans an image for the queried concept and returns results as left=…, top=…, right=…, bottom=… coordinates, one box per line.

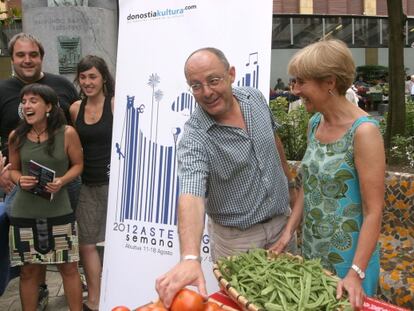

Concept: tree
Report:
left=385, top=1, right=406, bottom=153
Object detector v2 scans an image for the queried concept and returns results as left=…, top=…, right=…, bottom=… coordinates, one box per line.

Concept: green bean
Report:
left=304, top=293, right=326, bottom=309
left=261, top=285, right=275, bottom=296
left=217, top=249, right=350, bottom=310
left=264, top=302, right=284, bottom=311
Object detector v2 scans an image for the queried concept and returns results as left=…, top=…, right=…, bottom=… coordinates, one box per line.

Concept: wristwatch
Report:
left=351, top=264, right=365, bottom=280
left=181, top=254, right=201, bottom=262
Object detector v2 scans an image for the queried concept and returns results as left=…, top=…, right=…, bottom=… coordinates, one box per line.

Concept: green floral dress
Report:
left=300, top=113, right=380, bottom=296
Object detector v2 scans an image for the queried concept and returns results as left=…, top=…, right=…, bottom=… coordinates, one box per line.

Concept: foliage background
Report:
left=271, top=97, right=414, bottom=173
left=269, top=97, right=310, bottom=161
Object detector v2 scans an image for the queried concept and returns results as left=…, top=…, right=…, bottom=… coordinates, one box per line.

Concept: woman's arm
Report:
left=8, top=131, right=37, bottom=190
left=46, top=126, right=83, bottom=193
left=69, top=100, right=81, bottom=126
left=8, top=130, right=22, bottom=185
left=275, top=134, right=299, bottom=208
left=269, top=187, right=304, bottom=253
left=62, top=126, right=83, bottom=185
left=275, top=134, right=295, bottom=182
left=353, top=124, right=385, bottom=269
left=270, top=122, right=313, bottom=254
left=337, top=122, right=385, bottom=308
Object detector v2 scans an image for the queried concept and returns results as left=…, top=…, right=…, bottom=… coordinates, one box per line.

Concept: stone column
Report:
left=22, top=0, right=118, bottom=81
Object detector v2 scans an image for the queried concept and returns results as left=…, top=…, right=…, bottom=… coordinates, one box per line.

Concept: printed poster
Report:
left=101, top=0, right=273, bottom=309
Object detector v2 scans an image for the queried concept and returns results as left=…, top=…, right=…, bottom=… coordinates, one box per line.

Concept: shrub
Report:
left=272, top=96, right=414, bottom=169
left=389, top=135, right=414, bottom=168
left=381, top=99, right=414, bottom=169
left=269, top=97, right=311, bottom=161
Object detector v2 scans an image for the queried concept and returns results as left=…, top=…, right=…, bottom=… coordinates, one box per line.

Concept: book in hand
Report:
left=27, top=160, right=56, bottom=201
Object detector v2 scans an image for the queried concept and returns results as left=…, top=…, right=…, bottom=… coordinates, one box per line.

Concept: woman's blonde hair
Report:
left=287, top=39, right=355, bottom=95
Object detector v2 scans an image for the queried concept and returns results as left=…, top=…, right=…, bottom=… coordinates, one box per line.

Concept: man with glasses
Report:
left=156, top=47, right=297, bottom=307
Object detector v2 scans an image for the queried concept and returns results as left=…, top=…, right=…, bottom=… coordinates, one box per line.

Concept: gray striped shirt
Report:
left=178, top=87, right=289, bottom=230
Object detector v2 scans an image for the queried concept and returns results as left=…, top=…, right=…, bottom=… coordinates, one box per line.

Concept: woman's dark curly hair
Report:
left=9, top=83, right=66, bottom=156
left=74, top=55, right=115, bottom=98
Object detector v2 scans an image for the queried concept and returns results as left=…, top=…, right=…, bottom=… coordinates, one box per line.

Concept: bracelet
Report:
left=351, top=264, right=366, bottom=280
left=17, top=176, right=22, bottom=187
left=181, top=254, right=201, bottom=262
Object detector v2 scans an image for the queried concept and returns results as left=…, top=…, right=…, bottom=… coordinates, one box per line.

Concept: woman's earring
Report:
left=18, top=102, right=24, bottom=119
left=328, top=89, right=335, bottom=96
left=46, top=112, right=50, bottom=118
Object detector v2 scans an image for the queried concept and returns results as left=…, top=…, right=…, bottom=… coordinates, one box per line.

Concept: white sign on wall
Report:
left=101, top=0, right=273, bottom=309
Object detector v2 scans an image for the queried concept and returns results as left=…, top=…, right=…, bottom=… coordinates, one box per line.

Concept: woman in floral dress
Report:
left=272, top=39, right=385, bottom=310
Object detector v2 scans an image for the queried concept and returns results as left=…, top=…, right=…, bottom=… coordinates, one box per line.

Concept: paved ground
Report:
left=0, top=266, right=78, bottom=311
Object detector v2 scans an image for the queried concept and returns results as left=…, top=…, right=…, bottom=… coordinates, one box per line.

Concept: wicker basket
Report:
left=213, top=251, right=341, bottom=311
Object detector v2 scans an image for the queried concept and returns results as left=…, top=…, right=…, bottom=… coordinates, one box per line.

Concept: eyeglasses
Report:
left=188, top=76, right=225, bottom=94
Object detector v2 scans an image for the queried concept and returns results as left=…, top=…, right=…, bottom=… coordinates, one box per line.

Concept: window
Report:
left=272, top=15, right=413, bottom=49
left=325, top=17, right=352, bottom=44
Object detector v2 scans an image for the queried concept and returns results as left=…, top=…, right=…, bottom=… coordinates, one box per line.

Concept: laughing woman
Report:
left=8, top=84, right=83, bottom=311
left=272, top=39, right=385, bottom=310
left=70, top=55, right=114, bottom=311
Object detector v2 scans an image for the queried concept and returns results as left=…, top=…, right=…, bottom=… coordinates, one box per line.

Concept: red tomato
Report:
left=112, top=306, right=130, bottom=311
left=151, top=301, right=168, bottom=311
left=203, top=301, right=222, bottom=311
left=170, top=288, right=204, bottom=311
left=135, top=301, right=167, bottom=311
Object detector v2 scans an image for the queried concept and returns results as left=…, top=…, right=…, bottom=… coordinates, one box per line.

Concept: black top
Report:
left=75, top=96, right=113, bottom=185
left=0, top=73, right=78, bottom=155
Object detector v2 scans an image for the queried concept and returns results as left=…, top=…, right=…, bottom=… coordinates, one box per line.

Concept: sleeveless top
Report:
left=11, top=126, right=72, bottom=218
left=300, top=113, right=380, bottom=296
left=75, top=96, right=113, bottom=185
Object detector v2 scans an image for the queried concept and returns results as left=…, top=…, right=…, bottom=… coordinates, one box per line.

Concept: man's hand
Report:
left=0, top=152, right=12, bottom=193
left=155, top=260, right=207, bottom=308
left=0, top=153, right=10, bottom=176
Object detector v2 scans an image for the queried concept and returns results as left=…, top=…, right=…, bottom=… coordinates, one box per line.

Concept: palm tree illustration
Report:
left=154, top=89, right=164, bottom=143
left=147, top=73, right=160, bottom=140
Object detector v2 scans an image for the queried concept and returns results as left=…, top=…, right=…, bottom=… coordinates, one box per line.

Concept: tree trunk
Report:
left=385, top=0, right=406, bottom=152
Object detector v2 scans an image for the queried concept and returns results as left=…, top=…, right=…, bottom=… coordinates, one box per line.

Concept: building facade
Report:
left=270, top=0, right=414, bottom=88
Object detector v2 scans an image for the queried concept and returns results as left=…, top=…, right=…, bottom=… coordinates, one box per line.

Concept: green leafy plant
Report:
left=388, top=135, right=414, bottom=168
left=381, top=99, right=414, bottom=169
left=269, top=97, right=311, bottom=160
left=381, top=83, right=389, bottom=96
left=272, top=96, right=414, bottom=171
left=0, top=6, right=22, bottom=27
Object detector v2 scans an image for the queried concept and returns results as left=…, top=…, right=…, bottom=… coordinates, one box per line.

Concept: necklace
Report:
left=31, top=127, right=47, bottom=144
left=90, top=110, right=97, bottom=121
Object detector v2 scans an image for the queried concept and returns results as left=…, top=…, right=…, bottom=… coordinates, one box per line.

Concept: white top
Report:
left=346, top=87, right=359, bottom=106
